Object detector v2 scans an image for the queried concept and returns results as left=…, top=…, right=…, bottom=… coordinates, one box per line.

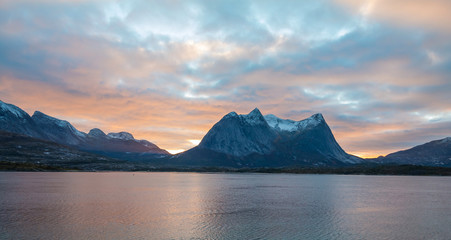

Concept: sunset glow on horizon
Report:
left=1, top=0, right=450, bottom=158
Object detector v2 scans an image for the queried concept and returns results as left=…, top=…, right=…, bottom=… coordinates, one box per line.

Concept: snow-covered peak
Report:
left=107, top=132, right=135, bottom=140
left=264, top=113, right=325, bottom=132
left=242, top=108, right=266, bottom=125
left=0, top=100, right=29, bottom=118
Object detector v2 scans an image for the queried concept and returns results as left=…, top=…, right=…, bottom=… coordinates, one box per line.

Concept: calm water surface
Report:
left=0, top=172, right=450, bottom=239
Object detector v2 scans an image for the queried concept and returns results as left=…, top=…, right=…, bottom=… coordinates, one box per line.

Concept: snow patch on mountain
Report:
left=107, top=132, right=135, bottom=140
left=264, top=114, right=298, bottom=132
left=264, top=113, right=324, bottom=132
left=0, top=100, right=29, bottom=118
left=32, top=111, right=86, bottom=138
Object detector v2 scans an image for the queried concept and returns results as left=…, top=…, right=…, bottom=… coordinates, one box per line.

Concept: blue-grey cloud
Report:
left=0, top=0, right=450, bottom=156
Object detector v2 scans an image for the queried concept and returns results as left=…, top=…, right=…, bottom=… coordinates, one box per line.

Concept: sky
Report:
left=0, top=0, right=450, bottom=157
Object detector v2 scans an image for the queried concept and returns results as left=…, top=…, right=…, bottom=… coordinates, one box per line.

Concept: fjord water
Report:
left=0, top=173, right=450, bottom=239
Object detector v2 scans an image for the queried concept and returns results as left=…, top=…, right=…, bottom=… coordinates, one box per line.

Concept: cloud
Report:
left=0, top=0, right=450, bottom=157
left=335, top=0, right=451, bottom=35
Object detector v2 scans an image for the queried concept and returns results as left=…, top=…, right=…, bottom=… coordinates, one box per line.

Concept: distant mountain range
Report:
left=1, top=100, right=450, bottom=169
left=0, top=100, right=169, bottom=157
left=370, top=137, right=451, bottom=166
left=0, top=130, right=135, bottom=171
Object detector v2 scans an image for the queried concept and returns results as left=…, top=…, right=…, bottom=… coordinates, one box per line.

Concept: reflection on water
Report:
left=0, top=172, right=450, bottom=239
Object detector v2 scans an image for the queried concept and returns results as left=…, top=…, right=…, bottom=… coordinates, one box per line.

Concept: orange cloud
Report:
left=336, top=0, right=451, bottom=34
left=1, top=0, right=450, bottom=158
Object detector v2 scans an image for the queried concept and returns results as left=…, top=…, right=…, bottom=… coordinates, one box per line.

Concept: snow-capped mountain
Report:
left=107, top=132, right=134, bottom=140
left=266, top=113, right=361, bottom=165
left=198, top=108, right=277, bottom=157
left=32, top=111, right=86, bottom=145
left=81, top=128, right=169, bottom=155
left=0, top=100, right=169, bottom=156
left=0, top=100, right=44, bottom=138
left=175, top=108, right=361, bottom=167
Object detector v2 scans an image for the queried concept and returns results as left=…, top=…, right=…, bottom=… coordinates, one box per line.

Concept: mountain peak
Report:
left=248, top=108, right=262, bottom=116
left=225, top=111, right=238, bottom=118
left=88, top=128, right=107, bottom=138
left=310, top=113, right=325, bottom=122
left=32, top=111, right=65, bottom=123
left=0, top=100, right=29, bottom=118
left=242, top=108, right=266, bottom=125
left=198, top=107, right=276, bottom=157
left=107, top=132, right=135, bottom=141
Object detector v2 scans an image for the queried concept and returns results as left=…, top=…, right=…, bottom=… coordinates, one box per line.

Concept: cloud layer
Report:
left=1, top=0, right=450, bottom=156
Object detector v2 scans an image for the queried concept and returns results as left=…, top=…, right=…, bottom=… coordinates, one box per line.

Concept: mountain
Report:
left=0, top=100, right=44, bottom=138
left=372, top=137, right=451, bottom=166
left=198, top=108, right=277, bottom=157
left=0, top=130, right=136, bottom=171
left=264, top=113, right=361, bottom=165
left=80, top=128, right=169, bottom=155
left=32, top=111, right=86, bottom=145
left=107, top=132, right=134, bottom=140
left=171, top=108, right=361, bottom=167
left=0, top=100, right=169, bottom=157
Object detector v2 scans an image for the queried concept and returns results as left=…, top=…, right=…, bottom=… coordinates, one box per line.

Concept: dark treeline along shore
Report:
left=1, top=100, right=450, bottom=175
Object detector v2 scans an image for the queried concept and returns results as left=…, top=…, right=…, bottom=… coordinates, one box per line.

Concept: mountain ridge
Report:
left=370, top=137, right=451, bottom=166
left=173, top=108, right=361, bottom=167
left=0, top=100, right=169, bottom=156
left=1, top=100, right=450, bottom=168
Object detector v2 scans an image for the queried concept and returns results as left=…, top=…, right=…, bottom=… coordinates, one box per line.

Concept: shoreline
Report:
left=1, top=161, right=450, bottom=176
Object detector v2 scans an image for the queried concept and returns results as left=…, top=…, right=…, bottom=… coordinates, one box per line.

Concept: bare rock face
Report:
left=176, top=108, right=361, bottom=167
left=198, top=108, right=277, bottom=157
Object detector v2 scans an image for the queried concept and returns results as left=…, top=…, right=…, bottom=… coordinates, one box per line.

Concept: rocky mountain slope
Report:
left=0, top=100, right=44, bottom=138
left=198, top=108, right=277, bottom=157
left=171, top=108, right=361, bottom=167
left=371, top=137, right=451, bottom=166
